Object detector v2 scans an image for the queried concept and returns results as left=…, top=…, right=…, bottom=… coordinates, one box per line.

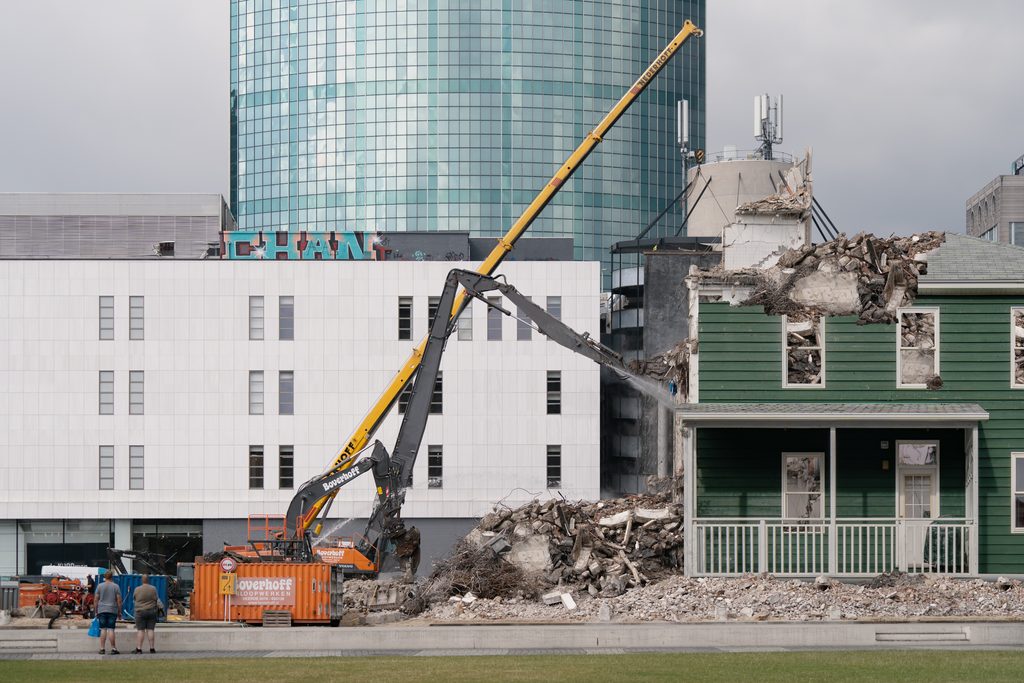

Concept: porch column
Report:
left=970, top=424, right=980, bottom=575
left=681, top=424, right=696, bottom=577
left=828, top=427, right=837, bottom=575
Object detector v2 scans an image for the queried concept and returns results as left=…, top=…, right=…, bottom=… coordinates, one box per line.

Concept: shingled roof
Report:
left=921, top=232, right=1024, bottom=285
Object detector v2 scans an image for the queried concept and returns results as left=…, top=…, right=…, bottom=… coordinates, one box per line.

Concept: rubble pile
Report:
left=743, top=231, right=946, bottom=324
left=421, top=540, right=538, bottom=604
left=424, top=573, right=1024, bottom=623
left=899, top=311, right=939, bottom=385
left=785, top=318, right=822, bottom=385
left=450, top=494, right=684, bottom=602
left=629, top=340, right=691, bottom=395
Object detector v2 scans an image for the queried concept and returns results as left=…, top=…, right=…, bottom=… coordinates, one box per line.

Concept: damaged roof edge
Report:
left=918, top=280, right=1024, bottom=294
left=677, top=403, right=989, bottom=425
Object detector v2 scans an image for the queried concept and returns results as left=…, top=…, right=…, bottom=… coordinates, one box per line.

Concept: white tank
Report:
left=685, top=157, right=797, bottom=238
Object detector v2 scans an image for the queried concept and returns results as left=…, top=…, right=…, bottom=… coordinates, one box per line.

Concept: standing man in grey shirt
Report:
left=132, top=574, right=163, bottom=654
left=94, top=572, right=122, bottom=655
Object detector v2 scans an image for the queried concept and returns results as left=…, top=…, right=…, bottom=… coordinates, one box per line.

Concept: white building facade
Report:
left=0, top=258, right=600, bottom=574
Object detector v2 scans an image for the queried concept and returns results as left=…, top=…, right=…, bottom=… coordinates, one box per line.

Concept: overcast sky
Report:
left=1, top=0, right=1021, bottom=237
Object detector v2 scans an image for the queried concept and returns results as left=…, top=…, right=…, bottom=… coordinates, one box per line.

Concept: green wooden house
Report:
left=679, top=234, right=1024, bottom=577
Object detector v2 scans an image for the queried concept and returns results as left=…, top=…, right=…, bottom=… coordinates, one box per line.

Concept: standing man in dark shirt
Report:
left=94, top=573, right=122, bottom=655
left=132, top=574, right=163, bottom=654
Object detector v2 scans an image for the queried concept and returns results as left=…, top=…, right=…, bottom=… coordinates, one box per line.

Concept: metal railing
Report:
left=692, top=518, right=975, bottom=577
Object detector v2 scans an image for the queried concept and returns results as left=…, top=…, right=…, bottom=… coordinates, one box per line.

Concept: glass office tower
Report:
left=230, top=0, right=705, bottom=275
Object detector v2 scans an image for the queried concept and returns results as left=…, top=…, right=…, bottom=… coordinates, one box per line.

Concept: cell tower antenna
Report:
left=754, top=93, right=783, bottom=161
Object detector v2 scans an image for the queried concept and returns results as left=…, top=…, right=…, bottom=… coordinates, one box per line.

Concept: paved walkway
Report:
left=1, top=620, right=1022, bottom=659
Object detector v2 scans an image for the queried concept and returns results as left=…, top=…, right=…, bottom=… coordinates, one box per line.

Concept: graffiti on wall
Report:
left=222, top=231, right=390, bottom=260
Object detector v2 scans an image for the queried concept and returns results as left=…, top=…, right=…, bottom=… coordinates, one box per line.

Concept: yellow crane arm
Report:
left=298, top=20, right=703, bottom=535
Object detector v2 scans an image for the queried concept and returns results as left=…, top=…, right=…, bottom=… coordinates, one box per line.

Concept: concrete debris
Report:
left=629, top=339, right=692, bottom=396
left=787, top=318, right=823, bottom=385
left=423, top=572, right=1024, bottom=623
left=697, top=232, right=946, bottom=325
left=1014, top=311, right=1024, bottom=385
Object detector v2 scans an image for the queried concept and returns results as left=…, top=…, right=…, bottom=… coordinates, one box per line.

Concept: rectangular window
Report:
left=99, top=371, right=114, bottom=415
left=898, top=308, right=939, bottom=387
left=99, top=296, right=114, bottom=340
left=1012, top=222, right=1024, bottom=246
left=128, top=371, right=144, bottom=415
left=279, top=445, right=294, bottom=489
left=279, top=296, right=294, bottom=340
left=249, top=445, right=264, bottom=489
left=546, top=296, right=562, bottom=321
left=398, top=383, right=412, bottom=414
left=398, top=297, right=413, bottom=340
left=457, top=301, right=473, bottom=341
left=516, top=300, right=532, bottom=341
left=249, top=296, right=264, bottom=340
left=129, top=296, right=144, bottom=340
left=99, top=446, right=114, bottom=490
left=427, top=445, right=443, bottom=489
left=896, top=441, right=939, bottom=520
left=249, top=371, right=264, bottom=415
left=129, top=445, right=144, bottom=490
left=427, top=296, right=441, bottom=328
left=1013, top=453, right=1024, bottom=532
left=430, top=373, right=443, bottom=414
left=487, top=296, right=502, bottom=340
left=981, top=227, right=997, bottom=242
left=783, top=316, right=824, bottom=387
left=547, top=371, right=562, bottom=414
left=279, top=371, right=294, bottom=415
left=546, top=445, right=562, bottom=489
left=1013, top=308, right=1024, bottom=388
left=783, top=453, right=823, bottom=519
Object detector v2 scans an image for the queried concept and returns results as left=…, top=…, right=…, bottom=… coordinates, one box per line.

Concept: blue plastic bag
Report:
left=87, top=617, right=100, bottom=638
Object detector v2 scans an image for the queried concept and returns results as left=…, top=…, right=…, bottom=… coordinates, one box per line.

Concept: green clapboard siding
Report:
left=697, top=296, right=1024, bottom=573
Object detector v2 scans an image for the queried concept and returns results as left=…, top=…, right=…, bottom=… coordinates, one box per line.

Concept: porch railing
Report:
left=691, top=518, right=975, bottom=577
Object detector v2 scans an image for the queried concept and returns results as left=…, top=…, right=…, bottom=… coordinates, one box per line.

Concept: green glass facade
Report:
left=230, top=0, right=705, bottom=274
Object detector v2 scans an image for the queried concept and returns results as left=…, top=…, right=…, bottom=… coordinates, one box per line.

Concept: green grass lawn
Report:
left=2, top=651, right=1023, bottom=683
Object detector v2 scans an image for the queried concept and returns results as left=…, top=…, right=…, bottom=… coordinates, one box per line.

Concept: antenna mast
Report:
left=754, top=93, right=783, bottom=161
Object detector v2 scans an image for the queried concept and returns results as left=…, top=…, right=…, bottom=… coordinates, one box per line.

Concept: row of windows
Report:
left=248, top=370, right=294, bottom=415
left=98, top=371, right=144, bottom=415
left=245, top=443, right=562, bottom=492
left=98, top=445, right=144, bottom=490
left=398, top=295, right=560, bottom=341
left=98, top=296, right=144, bottom=340
left=249, top=444, right=294, bottom=489
left=781, top=308, right=1024, bottom=389
left=249, top=295, right=293, bottom=340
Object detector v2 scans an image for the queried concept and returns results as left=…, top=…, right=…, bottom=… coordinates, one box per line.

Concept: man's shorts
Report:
left=135, top=609, right=158, bottom=630
left=97, top=613, right=117, bottom=629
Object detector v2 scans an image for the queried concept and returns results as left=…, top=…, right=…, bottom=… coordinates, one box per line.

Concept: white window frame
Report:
left=1012, top=307, right=1024, bottom=389
left=781, top=452, right=825, bottom=520
left=457, top=301, right=473, bottom=341
left=781, top=315, right=825, bottom=388
left=1012, top=453, right=1024, bottom=533
left=895, top=440, right=940, bottom=520
left=1012, top=222, right=1024, bottom=246
left=896, top=307, right=940, bottom=389
left=129, top=296, right=144, bottom=340
left=249, top=371, right=264, bottom=415
left=427, top=445, right=443, bottom=489
left=249, top=296, right=264, bottom=341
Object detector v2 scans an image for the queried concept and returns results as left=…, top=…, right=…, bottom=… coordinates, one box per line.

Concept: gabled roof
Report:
left=919, top=233, right=1024, bottom=292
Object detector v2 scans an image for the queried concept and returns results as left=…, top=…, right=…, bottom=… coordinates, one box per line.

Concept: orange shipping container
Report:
left=191, top=562, right=343, bottom=625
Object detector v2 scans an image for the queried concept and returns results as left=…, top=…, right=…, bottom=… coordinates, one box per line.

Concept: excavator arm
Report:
left=294, top=20, right=703, bottom=538
left=287, top=269, right=647, bottom=574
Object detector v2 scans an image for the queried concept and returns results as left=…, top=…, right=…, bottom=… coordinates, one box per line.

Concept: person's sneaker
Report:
left=149, top=648, right=156, bottom=654
left=98, top=650, right=105, bottom=655
left=110, top=649, right=120, bottom=655
left=133, top=648, right=142, bottom=654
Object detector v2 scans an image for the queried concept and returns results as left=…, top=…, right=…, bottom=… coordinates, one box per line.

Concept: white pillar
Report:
left=682, top=424, right=696, bottom=577
left=970, top=425, right=980, bottom=575
left=113, top=519, right=132, bottom=573
left=828, top=427, right=837, bottom=575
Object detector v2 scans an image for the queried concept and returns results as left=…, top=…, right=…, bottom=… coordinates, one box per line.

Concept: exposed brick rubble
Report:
left=423, top=572, right=1024, bottom=623
left=1013, top=310, right=1024, bottom=385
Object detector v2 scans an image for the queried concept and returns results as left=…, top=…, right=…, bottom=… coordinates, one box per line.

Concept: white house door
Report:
left=896, top=442, right=939, bottom=570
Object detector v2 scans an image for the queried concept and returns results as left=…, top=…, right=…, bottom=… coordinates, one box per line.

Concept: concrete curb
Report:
left=1, top=621, right=1023, bottom=655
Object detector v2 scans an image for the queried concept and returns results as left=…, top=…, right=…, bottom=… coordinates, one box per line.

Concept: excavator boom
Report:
left=295, top=20, right=703, bottom=536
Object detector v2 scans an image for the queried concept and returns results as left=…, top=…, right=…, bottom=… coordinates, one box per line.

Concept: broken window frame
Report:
left=896, top=307, right=940, bottom=389
left=1012, top=307, right=1024, bottom=389
left=1012, top=453, right=1024, bottom=533
left=781, top=452, right=824, bottom=521
left=427, top=445, right=443, bottom=489
left=781, top=315, right=825, bottom=388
